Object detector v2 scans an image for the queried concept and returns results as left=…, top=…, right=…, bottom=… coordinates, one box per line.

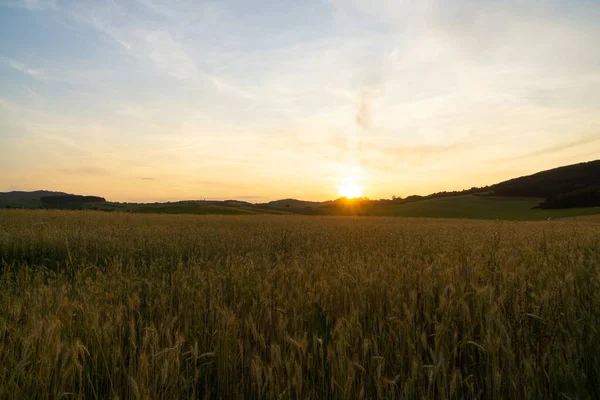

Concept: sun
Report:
left=338, top=178, right=363, bottom=199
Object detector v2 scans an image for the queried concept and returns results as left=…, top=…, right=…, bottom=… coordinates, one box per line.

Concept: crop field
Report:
left=1, top=210, right=599, bottom=399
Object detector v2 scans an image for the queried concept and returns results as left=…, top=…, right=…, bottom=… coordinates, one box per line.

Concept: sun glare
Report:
left=338, top=178, right=363, bottom=199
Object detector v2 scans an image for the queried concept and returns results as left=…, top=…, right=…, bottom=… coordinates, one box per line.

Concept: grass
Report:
left=1, top=210, right=600, bottom=398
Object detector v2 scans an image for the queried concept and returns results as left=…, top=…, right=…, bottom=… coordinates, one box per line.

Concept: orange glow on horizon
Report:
left=338, top=177, right=363, bottom=199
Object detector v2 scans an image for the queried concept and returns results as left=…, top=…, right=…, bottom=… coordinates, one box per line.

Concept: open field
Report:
left=4, top=193, right=600, bottom=220
left=363, top=195, right=600, bottom=220
left=100, top=195, right=600, bottom=219
left=259, top=195, right=600, bottom=219
left=1, top=210, right=600, bottom=399
left=133, top=205, right=289, bottom=216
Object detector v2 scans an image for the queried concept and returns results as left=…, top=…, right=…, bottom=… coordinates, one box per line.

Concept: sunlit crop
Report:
left=0, top=210, right=599, bottom=399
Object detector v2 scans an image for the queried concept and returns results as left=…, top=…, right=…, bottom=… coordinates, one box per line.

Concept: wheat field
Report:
left=0, top=210, right=599, bottom=399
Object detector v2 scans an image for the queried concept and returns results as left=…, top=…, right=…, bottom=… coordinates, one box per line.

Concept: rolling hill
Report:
left=489, top=160, right=600, bottom=197
left=0, top=190, right=67, bottom=202
left=1, top=159, right=599, bottom=219
left=0, top=190, right=68, bottom=208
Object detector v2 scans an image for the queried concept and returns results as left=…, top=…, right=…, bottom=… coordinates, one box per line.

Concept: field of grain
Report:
left=0, top=210, right=599, bottom=399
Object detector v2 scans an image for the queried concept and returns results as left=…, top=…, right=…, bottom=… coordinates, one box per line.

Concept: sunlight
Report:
left=338, top=177, right=363, bottom=199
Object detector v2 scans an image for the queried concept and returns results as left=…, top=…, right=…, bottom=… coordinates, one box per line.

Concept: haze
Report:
left=1, top=0, right=599, bottom=202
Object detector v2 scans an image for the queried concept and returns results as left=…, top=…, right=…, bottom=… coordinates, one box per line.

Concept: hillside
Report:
left=489, top=160, right=600, bottom=197
left=361, top=195, right=600, bottom=220
left=1, top=159, right=599, bottom=218
left=0, top=190, right=68, bottom=207
left=0, top=190, right=67, bottom=203
left=261, top=160, right=600, bottom=214
left=0, top=191, right=109, bottom=209
left=40, top=195, right=106, bottom=209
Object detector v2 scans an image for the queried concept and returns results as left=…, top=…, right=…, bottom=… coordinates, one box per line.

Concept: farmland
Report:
left=94, top=195, right=600, bottom=219
left=1, top=210, right=600, bottom=399
left=361, top=195, right=600, bottom=220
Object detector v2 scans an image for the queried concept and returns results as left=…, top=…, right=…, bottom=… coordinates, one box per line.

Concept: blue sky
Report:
left=1, top=0, right=599, bottom=201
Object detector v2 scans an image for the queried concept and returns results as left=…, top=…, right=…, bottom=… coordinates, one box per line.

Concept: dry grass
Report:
left=0, top=210, right=599, bottom=399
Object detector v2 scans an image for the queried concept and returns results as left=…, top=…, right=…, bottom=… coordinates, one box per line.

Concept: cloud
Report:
left=134, top=0, right=175, bottom=18
left=138, top=30, right=256, bottom=98
left=140, top=29, right=198, bottom=79
left=140, top=177, right=155, bottom=180
left=210, top=76, right=256, bottom=100
left=355, top=92, right=371, bottom=130
left=0, top=0, right=56, bottom=11
left=69, top=10, right=133, bottom=50
left=3, top=59, right=46, bottom=80
left=134, top=0, right=223, bottom=25
left=332, top=0, right=600, bottom=72
left=22, top=85, right=43, bottom=101
left=68, top=6, right=254, bottom=100
left=513, top=135, right=600, bottom=160
left=356, top=138, right=475, bottom=172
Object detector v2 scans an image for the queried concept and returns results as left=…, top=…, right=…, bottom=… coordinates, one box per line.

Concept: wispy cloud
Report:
left=69, top=10, right=132, bottom=50
left=140, top=29, right=198, bottom=79
left=513, top=135, right=600, bottom=160
left=3, top=59, right=46, bottom=80
left=67, top=3, right=254, bottom=100
left=0, top=0, right=56, bottom=11
left=134, top=0, right=175, bottom=18
left=134, top=0, right=223, bottom=25
left=22, top=85, right=43, bottom=101
left=210, top=76, right=256, bottom=100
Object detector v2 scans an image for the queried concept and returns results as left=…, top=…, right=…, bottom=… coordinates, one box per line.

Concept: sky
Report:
left=0, top=0, right=599, bottom=202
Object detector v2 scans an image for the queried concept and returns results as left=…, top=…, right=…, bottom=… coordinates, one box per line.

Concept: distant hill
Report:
left=1, top=159, right=599, bottom=216
left=0, top=190, right=68, bottom=203
left=259, top=160, right=600, bottom=213
left=0, top=191, right=107, bottom=209
left=40, top=195, right=106, bottom=209
left=489, top=160, right=600, bottom=198
left=262, top=198, right=325, bottom=209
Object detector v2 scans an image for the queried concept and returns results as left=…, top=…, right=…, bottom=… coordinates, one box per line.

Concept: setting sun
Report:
left=338, top=178, right=363, bottom=198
